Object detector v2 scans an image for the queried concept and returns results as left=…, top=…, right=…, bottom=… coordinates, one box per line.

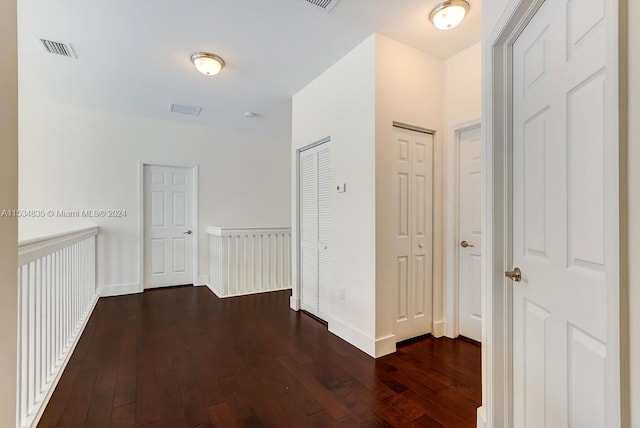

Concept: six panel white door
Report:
left=458, top=125, right=482, bottom=342
left=393, top=126, right=434, bottom=342
left=300, top=142, right=332, bottom=321
left=144, top=165, right=194, bottom=289
left=512, top=0, right=613, bottom=425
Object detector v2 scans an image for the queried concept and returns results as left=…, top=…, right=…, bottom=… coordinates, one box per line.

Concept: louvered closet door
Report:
left=299, top=141, right=332, bottom=321
left=317, top=145, right=332, bottom=320
left=300, top=149, right=319, bottom=315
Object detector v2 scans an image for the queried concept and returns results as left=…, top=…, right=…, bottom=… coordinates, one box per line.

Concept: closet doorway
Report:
left=299, top=139, right=332, bottom=321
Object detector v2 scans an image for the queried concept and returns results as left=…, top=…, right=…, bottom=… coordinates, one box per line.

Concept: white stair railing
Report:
left=208, top=226, right=291, bottom=297
left=17, top=226, right=99, bottom=428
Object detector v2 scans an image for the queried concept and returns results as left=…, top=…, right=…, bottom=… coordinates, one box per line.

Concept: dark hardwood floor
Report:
left=38, top=286, right=481, bottom=428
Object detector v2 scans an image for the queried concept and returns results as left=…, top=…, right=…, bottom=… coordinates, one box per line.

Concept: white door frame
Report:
left=138, top=161, right=200, bottom=292
left=481, top=0, right=623, bottom=427
left=444, top=119, right=481, bottom=339
left=291, top=137, right=331, bottom=313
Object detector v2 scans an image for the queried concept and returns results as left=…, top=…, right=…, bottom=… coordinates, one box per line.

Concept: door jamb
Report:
left=443, top=119, right=481, bottom=339
left=482, top=2, right=548, bottom=425
left=138, top=161, right=200, bottom=292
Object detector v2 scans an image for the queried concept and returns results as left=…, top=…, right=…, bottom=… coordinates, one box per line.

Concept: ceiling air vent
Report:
left=39, top=39, right=76, bottom=58
left=169, top=104, right=202, bottom=117
left=301, top=0, right=340, bottom=12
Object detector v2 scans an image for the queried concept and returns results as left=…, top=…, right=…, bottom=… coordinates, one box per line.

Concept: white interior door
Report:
left=299, top=141, right=332, bottom=321
left=144, top=165, right=194, bottom=289
left=393, top=126, right=433, bottom=343
left=512, top=0, right=615, bottom=425
left=457, top=125, right=482, bottom=342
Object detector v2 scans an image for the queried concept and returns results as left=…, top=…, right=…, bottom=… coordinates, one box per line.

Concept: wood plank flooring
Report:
left=38, top=286, right=481, bottom=427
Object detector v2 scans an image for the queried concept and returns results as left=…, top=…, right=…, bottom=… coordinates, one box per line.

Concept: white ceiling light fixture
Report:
left=190, top=52, right=225, bottom=76
left=429, top=0, right=470, bottom=30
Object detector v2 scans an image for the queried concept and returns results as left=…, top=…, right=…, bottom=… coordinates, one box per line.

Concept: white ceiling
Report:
left=18, top=0, right=481, bottom=134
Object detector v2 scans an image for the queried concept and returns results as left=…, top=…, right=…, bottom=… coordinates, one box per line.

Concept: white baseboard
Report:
left=328, top=317, right=376, bottom=357
left=290, top=296, right=300, bottom=311
left=98, top=282, right=141, bottom=297
left=195, top=275, right=209, bottom=287
left=444, top=323, right=458, bottom=339
left=433, top=320, right=445, bottom=338
left=206, top=285, right=292, bottom=299
left=375, top=334, right=397, bottom=357
left=477, top=406, right=486, bottom=428
left=205, top=283, right=222, bottom=298
left=226, top=287, right=292, bottom=298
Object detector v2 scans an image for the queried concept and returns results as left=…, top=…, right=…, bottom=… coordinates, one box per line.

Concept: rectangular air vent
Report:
left=169, top=104, right=202, bottom=117
left=39, top=39, right=76, bottom=58
left=301, top=0, right=340, bottom=12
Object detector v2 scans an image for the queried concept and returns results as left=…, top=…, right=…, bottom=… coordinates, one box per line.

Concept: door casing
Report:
left=138, top=161, right=199, bottom=292
left=292, top=137, right=331, bottom=313
left=482, top=0, right=625, bottom=427
left=444, top=119, right=481, bottom=339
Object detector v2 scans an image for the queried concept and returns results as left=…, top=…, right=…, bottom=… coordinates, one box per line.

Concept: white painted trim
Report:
left=290, top=296, right=300, bottom=310
left=138, top=162, right=199, bottom=292
left=328, top=316, right=376, bottom=357
left=192, top=165, right=200, bottom=290
left=18, top=226, right=99, bottom=266
left=98, top=282, right=141, bottom=297
left=196, top=275, right=209, bottom=287
left=207, top=226, right=291, bottom=236
left=375, top=334, right=397, bottom=358
left=477, top=406, right=487, bottom=428
left=432, top=320, right=445, bottom=338
left=443, top=119, right=480, bottom=339
left=483, top=0, right=622, bottom=426
left=28, top=294, right=99, bottom=428
left=211, top=286, right=292, bottom=299
left=205, top=282, right=220, bottom=298
left=138, top=162, right=144, bottom=293
left=483, top=4, right=546, bottom=426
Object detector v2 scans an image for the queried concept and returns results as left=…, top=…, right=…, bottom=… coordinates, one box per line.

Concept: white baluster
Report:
left=17, top=228, right=99, bottom=427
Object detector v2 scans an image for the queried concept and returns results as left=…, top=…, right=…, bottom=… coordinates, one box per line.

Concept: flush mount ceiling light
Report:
left=429, top=0, right=470, bottom=30
left=190, top=52, right=225, bottom=76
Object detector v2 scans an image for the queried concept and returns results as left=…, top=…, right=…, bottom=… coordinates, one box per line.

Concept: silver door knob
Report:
left=505, top=267, right=522, bottom=282
left=183, top=230, right=193, bottom=235
left=460, top=240, right=474, bottom=248
left=418, top=243, right=424, bottom=248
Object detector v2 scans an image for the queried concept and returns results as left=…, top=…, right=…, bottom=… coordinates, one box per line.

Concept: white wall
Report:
left=374, top=34, right=444, bottom=353
left=19, top=99, right=291, bottom=294
left=444, top=42, right=482, bottom=129
left=292, top=33, right=458, bottom=357
left=628, top=0, right=639, bottom=424
left=291, top=35, right=378, bottom=355
left=0, top=0, right=18, bottom=424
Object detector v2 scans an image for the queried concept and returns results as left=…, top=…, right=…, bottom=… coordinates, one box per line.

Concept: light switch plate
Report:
left=337, top=183, right=347, bottom=193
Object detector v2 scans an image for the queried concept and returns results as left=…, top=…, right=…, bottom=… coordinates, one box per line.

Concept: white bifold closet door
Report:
left=392, top=126, right=434, bottom=342
left=300, top=141, right=332, bottom=321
